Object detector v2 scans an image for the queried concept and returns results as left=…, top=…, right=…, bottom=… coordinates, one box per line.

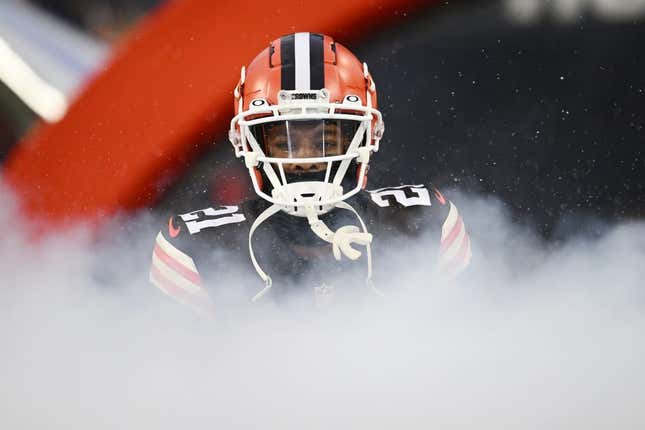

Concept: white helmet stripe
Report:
left=294, top=32, right=311, bottom=90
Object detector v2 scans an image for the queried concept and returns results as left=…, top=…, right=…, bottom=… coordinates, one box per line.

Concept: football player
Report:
left=149, top=33, right=471, bottom=318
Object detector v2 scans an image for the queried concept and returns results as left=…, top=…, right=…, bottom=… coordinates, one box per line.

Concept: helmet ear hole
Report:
left=250, top=98, right=268, bottom=110
left=343, top=95, right=361, bottom=104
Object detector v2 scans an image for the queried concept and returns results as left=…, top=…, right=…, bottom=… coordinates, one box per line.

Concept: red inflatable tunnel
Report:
left=3, top=0, right=432, bottom=229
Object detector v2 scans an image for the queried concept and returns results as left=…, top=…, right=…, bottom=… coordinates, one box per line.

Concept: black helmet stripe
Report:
left=280, top=32, right=325, bottom=91
left=308, top=33, right=325, bottom=90
left=280, top=34, right=295, bottom=90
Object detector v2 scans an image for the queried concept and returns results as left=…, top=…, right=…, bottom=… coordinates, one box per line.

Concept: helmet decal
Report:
left=279, top=33, right=325, bottom=91
left=229, top=32, right=384, bottom=216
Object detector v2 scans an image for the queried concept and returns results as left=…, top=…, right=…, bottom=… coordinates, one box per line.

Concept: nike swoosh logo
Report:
left=434, top=189, right=447, bottom=206
left=168, top=217, right=181, bottom=238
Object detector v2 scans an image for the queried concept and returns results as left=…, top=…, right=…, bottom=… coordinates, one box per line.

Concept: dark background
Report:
left=157, top=1, right=645, bottom=239
left=361, top=2, right=645, bottom=238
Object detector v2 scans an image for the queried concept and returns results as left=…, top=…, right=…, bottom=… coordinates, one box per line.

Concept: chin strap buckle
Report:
left=357, top=147, right=371, bottom=164
left=304, top=206, right=372, bottom=262
left=331, top=226, right=372, bottom=261
left=244, top=151, right=259, bottom=168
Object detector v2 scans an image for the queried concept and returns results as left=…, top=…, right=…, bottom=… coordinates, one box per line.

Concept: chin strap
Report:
left=248, top=202, right=381, bottom=302
left=248, top=204, right=283, bottom=302
left=305, top=202, right=372, bottom=264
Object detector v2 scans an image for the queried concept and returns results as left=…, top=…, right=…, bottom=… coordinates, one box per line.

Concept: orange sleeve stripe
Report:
left=440, top=215, right=464, bottom=253
left=153, top=242, right=201, bottom=285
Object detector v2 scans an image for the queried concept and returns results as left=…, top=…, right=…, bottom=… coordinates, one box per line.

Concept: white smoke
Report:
left=1, top=183, right=644, bottom=429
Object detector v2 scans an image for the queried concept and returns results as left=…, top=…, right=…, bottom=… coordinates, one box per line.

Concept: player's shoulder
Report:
left=161, top=202, right=251, bottom=246
left=361, top=182, right=450, bottom=210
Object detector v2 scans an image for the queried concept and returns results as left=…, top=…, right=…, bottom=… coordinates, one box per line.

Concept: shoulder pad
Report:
left=167, top=205, right=247, bottom=238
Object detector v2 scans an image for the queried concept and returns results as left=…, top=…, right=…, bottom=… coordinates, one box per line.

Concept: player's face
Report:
left=263, top=120, right=350, bottom=173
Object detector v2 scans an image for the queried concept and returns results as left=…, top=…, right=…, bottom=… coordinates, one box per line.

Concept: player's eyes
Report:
left=267, top=139, right=289, bottom=153
left=321, top=140, right=340, bottom=153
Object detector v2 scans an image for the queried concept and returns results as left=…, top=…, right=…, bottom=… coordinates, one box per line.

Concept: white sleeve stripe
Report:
left=149, top=271, right=214, bottom=318
left=441, top=202, right=460, bottom=238
left=155, top=232, right=198, bottom=272
left=439, top=224, right=467, bottom=262
left=151, top=252, right=203, bottom=294
left=438, top=234, right=471, bottom=274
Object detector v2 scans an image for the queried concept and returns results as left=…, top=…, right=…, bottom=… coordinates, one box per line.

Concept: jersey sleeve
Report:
left=364, top=184, right=438, bottom=235
left=148, top=204, right=249, bottom=317
left=364, top=184, right=472, bottom=278
left=148, top=215, right=216, bottom=318
left=436, top=196, right=472, bottom=279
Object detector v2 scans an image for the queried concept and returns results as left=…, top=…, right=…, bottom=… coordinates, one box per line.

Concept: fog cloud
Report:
left=1, top=185, right=644, bottom=429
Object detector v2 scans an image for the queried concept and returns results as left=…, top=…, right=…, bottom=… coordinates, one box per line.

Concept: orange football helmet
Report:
left=229, top=32, right=384, bottom=216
